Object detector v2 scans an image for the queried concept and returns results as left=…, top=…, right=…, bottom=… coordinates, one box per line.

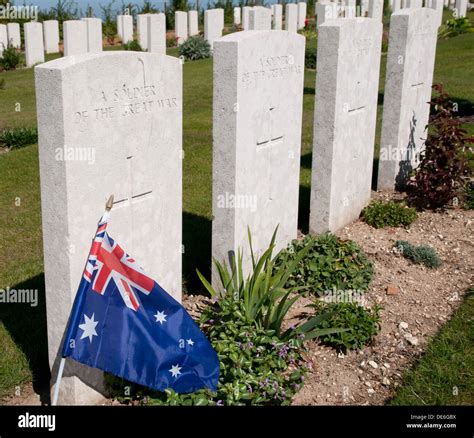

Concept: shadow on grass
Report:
left=0, top=274, right=50, bottom=402
left=183, top=212, right=212, bottom=295
left=304, top=87, right=315, bottom=95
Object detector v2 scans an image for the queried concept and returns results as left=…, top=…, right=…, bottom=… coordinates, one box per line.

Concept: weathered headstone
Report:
left=0, top=24, right=7, bottom=57
left=405, top=0, right=423, bottom=7
left=24, top=22, right=45, bottom=67
left=175, top=11, right=188, bottom=45
left=368, top=0, right=384, bottom=20
left=81, top=18, right=103, bottom=53
left=63, top=20, right=88, bottom=57
left=249, top=6, right=272, bottom=30
left=242, top=6, right=252, bottom=30
left=148, top=13, right=166, bottom=54
left=213, top=30, right=305, bottom=280
left=298, top=2, right=307, bottom=29
left=188, top=10, right=199, bottom=36
left=310, top=18, right=383, bottom=233
left=234, top=7, right=241, bottom=26
left=204, top=9, right=224, bottom=48
left=285, top=3, right=298, bottom=32
left=316, top=2, right=338, bottom=26
left=121, top=15, right=133, bottom=44
left=377, top=9, right=439, bottom=190
left=455, top=0, right=467, bottom=17
left=35, top=50, right=183, bottom=405
left=137, top=14, right=149, bottom=50
left=43, top=20, right=60, bottom=54
left=6, top=22, right=21, bottom=48
left=273, top=4, right=283, bottom=29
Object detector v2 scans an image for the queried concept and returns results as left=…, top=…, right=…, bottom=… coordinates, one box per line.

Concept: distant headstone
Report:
left=455, top=0, right=467, bottom=17
left=316, top=2, right=337, bottom=26
left=43, top=20, right=60, bottom=54
left=310, top=18, right=383, bottom=233
left=63, top=20, right=88, bottom=56
left=24, top=22, right=45, bottom=67
left=121, top=15, right=133, bottom=44
left=188, top=10, right=199, bottom=36
left=213, top=30, right=305, bottom=280
left=7, top=23, right=21, bottom=48
left=35, top=50, right=183, bottom=405
left=377, top=9, right=439, bottom=190
left=285, top=4, right=298, bottom=32
left=297, top=2, right=307, bottom=29
left=204, top=9, right=224, bottom=48
left=405, top=0, right=423, bottom=7
left=368, top=0, right=384, bottom=20
left=431, top=0, right=444, bottom=25
left=0, top=25, right=7, bottom=57
left=81, top=18, right=103, bottom=53
left=117, top=14, right=123, bottom=39
left=361, top=0, right=370, bottom=15
left=242, top=6, right=252, bottom=30
left=392, top=0, right=402, bottom=12
left=148, top=13, right=166, bottom=54
left=175, top=11, right=188, bottom=45
left=249, top=6, right=272, bottom=30
left=137, top=14, right=149, bottom=50
left=273, top=4, right=283, bottom=29
left=234, top=7, right=241, bottom=26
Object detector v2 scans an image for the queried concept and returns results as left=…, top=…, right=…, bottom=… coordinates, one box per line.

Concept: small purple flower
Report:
left=247, top=342, right=254, bottom=348
left=216, top=400, right=224, bottom=406
left=293, top=383, right=300, bottom=391
left=209, top=319, right=215, bottom=325
left=247, top=384, right=253, bottom=393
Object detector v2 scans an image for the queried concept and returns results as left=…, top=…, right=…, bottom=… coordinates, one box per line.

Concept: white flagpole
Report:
left=51, top=195, right=115, bottom=406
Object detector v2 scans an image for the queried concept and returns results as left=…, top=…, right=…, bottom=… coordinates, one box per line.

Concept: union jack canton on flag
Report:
left=62, top=211, right=220, bottom=394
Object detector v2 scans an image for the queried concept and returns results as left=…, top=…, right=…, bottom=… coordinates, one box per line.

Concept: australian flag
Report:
left=62, top=211, right=220, bottom=393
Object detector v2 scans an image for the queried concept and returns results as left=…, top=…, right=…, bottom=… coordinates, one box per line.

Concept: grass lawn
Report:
left=390, top=288, right=474, bottom=405
left=0, top=22, right=473, bottom=399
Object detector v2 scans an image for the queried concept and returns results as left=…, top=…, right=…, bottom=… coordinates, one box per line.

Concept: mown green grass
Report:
left=390, top=289, right=474, bottom=405
left=0, top=26, right=472, bottom=399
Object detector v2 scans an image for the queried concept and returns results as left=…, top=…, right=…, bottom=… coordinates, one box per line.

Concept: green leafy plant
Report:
left=361, top=200, right=417, bottom=228
left=463, top=181, right=474, bottom=210
left=0, top=127, right=38, bottom=150
left=394, top=240, right=441, bottom=269
left=122, top=40, right=143, bottom=51
left=178, top=36, right=211, bottom=61
left=274, top=233, right=373, bottom=297
left=438, top=17, right=473, bottom=39
left=409, top=84, right=473, bottom=209
left=0, top=44, right=23, bottom=71
left=309, top=301, right=381, bottom=352
left=305, top=48, right=316, bottom=69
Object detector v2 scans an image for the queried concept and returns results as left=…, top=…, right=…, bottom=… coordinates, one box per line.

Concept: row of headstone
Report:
left=35, top=6, right=440, bottom=404
left=237, top=2, right=308, bottom=32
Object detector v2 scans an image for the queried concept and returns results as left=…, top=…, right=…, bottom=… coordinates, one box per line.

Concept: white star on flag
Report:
left=79, top=313, right=99, bottom=343
left=154, top=310, right=167, bottom=325
left=187, top=339, right=194, bottom=346
left=169, top=364, right=182, bottom=378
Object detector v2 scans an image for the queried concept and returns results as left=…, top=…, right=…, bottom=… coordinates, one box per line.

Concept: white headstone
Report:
left=81, top=18, right=103, bottom=53
left=35, top=51, right=183, bottom=405
left=249, top=6, right=272, bottom=30
left=343, top=0, right=357, bottom=18
left=0, top=24, right=7, bottom=57
left=213, top=30, right=305, bottom=280
left=242, top=6, right=252, bottom=30
left=188, top=10, right=199, bottom=36
left=377, top=9, right=439, bottom=190
left=175, top=11, right=188, bottom=45
left=7, top=23, right=21, bottom=48
left=137, top=14, right=149, bottom=50
left=431, top=0, right=444, bottom=25
left=310, top=18, right=383, bottom=233
left=285, top=4, right=298, bottom=32
left=368, top=0, right=384, bottom=20
left=298, top=2, right=308, bottom=28
left=234, top=7, right=241, bottom=26
left=204, top=9, right=224, bottom=48
left=121, top=15, right=133, bottom=44
left=43, top=20, right=60, bottom=54
left=316, top=2, right=338, bottom=26
left=117, top=14, right=123, bottom=39
left=455, top=0, right=467, bottom=17
left=392, top=0, right=402, bottom=12
left=405, top=0, right=423, bottom=6
left=148, top=13, right=166, bottom=54
left=24, top=22, right=45, bottom=67
left=63, top=20, right=88, bottom=57
left=273, top=4, right=283, bottom=29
